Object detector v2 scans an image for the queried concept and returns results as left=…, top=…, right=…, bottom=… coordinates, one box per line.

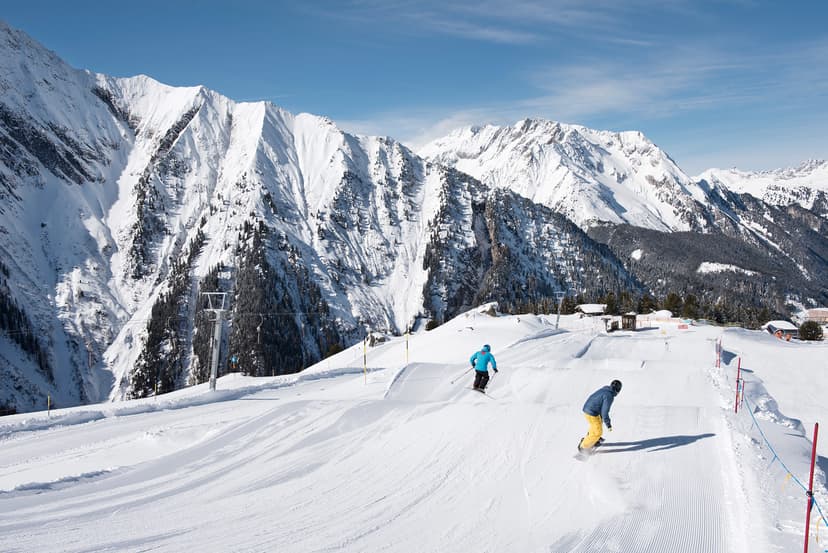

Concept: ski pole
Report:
left=450, top=367, right=474, bottom=384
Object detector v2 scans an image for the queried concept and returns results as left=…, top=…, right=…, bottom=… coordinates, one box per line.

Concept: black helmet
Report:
left=610, top=379, right=622, bottom=393
left=482, top=344, right=491, bottom=352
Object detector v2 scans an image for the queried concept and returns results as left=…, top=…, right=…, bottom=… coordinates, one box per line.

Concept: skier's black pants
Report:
left=473, top=370, right=490, bottom=390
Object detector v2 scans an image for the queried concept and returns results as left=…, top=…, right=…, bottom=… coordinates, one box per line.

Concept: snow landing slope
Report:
left=0, top=309, right=824, bottom=553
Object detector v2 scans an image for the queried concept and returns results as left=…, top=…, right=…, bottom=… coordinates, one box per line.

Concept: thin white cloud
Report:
left=340, top=38, right=828, bottom=168
left=338, top=108, right=499, bottom=149
left=309, top=0, right=698, bottom=46
left=410, top=17, right=540, bottom=44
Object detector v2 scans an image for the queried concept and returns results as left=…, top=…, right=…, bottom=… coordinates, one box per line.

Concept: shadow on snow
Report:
left=721, top=350, right=738, bottom=365
left=599, top=433, right=715, bottom=453
left=818, top=455, right=828, bottom=488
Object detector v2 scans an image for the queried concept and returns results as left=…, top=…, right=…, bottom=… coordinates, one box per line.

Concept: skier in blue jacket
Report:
left=470, top=344, right=497, bottom=391
left=579, top=379, right=622, bottom=451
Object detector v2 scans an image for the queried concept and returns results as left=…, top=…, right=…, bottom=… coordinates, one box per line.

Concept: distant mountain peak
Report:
left=420, top=118, right=708, bottom=232
left=697, top=158, right=828, bottom=218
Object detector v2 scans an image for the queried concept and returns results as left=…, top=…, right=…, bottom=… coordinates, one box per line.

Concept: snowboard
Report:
left=574, top=438, right=604, bottom=461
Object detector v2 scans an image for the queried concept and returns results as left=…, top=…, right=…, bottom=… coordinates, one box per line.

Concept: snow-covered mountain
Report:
left=697, top=159, right=828, bottom=219
left=0, top=21, right=127, bottom=412
left=1, top=20, right=825, bottom=415
left=419, top=119, right=715, bottom=232
left=421, top=119, right=828, bottom=320
left=0, top=22, right=638, bottom=413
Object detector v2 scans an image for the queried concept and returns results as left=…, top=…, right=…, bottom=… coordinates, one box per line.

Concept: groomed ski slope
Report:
left=1, top=309, right=825, bottom=553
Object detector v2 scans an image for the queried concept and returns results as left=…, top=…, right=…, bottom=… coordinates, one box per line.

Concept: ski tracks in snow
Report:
left=548, top=340, right=743, bottom=553
left=0, top=326, right=772, bottom=552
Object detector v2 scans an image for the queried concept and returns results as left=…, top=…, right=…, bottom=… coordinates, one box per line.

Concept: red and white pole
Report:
left=734, top=357, right=742, bottom=414
left=803, top=422, right=819, bottom=553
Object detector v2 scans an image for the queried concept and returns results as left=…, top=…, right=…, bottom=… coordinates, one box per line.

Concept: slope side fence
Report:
left=716, top=338, right=827, bottom=550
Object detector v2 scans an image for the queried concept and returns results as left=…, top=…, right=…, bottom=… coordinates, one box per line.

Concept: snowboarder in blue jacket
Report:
left=470, top=344, right=497, bottom=391
left=579, top=379, right=622, bottom=451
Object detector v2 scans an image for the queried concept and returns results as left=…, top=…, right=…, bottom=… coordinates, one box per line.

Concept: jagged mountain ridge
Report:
left=422, top=120, right=828, bottom=319
left=419, top=119, right=716, bottom=232
left=697, top=160, right=828, bottom=219
left=0, top=21, right=639, bottom=412
left=420, top=120, right=828, bottom=232
left=1, top=20, right=824, bottom=413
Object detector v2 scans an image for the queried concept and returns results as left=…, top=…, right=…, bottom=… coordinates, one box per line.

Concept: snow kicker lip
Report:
left=1, top=469, right=115, bottom=496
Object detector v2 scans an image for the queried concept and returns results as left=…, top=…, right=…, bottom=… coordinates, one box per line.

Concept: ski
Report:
left=468, top=387, right=494, bottom=399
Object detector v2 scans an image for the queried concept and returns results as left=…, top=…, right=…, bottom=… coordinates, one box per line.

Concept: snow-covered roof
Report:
left=477, top=302, right=499, bottom=315
left=763, top=320, right=798, bottom=331
left=575, top=303, right=606, bottom=315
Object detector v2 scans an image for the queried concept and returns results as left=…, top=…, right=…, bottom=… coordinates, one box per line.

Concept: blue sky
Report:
left=4, top=0, right=827, bottom=174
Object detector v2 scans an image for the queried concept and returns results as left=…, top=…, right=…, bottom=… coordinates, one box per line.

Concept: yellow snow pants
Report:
left=581, top=413, right=603, bottom=449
